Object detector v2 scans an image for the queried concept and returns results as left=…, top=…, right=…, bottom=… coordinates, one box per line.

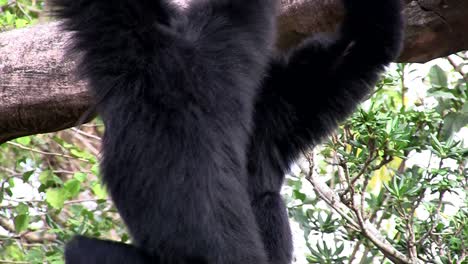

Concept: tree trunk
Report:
left=1, top=0, right=467, bottom=143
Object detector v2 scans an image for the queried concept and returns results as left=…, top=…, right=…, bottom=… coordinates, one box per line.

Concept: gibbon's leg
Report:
left=248, top=0, right=404, bottom=263
left=65, top=236, right=152, bottom=264
left=53, top=0, right=278, bottom=263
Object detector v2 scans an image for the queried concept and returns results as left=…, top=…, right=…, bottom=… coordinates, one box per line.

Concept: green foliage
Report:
left=285, top=56, right=467, bottom=263
left=0, top=121, right=125, bottom=263
left=0, top=0, right=44, bottom=30
left=307, top=241, right=346, bottom=263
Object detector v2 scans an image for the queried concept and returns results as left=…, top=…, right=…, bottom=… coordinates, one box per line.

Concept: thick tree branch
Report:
left=1, top=0, right=468, bottom=143
left=277, top=0, right=468, bottom=62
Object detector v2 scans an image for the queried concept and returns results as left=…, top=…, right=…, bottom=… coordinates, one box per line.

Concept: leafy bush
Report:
left=285, top=59, right=467, bottom=264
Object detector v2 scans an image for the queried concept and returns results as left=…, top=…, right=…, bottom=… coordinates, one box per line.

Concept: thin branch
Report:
left=447, top=56, right=468, bottom=83
left=71, top=128, right=102, bottom=141
left=15, top=1, right=32, bottom=21
left=407, top=188, right=425, bottom=260
left=456, top=252, right=466, bottom=264
left=417, top=191, right=445, bottom=245
left=304, top=152, right=360, bottom=230
left=64, top=198, right=108, bottom=205
left=6, top=141, right=89, bottom=162
left=0, top=217, right=56, bottom=243
left=360, top=175, right=370, bottom=219
left=349, top=242, right=361, bottom=264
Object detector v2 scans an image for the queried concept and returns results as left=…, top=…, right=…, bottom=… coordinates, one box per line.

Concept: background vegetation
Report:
left=0, top=0, right=44, bottom=30
left=1, top=1, right=467, bottom=264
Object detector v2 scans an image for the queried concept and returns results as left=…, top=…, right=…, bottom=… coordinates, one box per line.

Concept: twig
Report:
left=6, top=141, right=89, bottom=162
left=0, top=217, right=56, bottom=243
left=407, top=188, right=425, bottom=260
left=3, top=197, right=107, bottom=206
left=447, top=56, right=468, bottom=83
left=71, top=131, right=100, bottom=156
left=304, top=152, right=360, bottom=230
left=349, top=242, right=361, bottom=264
left=360, top=175, right=370, bottom=219
left=64, top=198, right=108, bottom=205
left=71, top=128, right=102, bottom=141
left=15, top=2, right=31, bottom=21
left=456, top=252, right=466, bottom=264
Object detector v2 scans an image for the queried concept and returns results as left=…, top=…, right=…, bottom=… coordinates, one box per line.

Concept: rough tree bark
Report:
left=1, top=0, right=468, bottom=143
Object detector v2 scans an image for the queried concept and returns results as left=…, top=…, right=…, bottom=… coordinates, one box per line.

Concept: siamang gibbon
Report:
left=51, top=0, right=404, bottom=263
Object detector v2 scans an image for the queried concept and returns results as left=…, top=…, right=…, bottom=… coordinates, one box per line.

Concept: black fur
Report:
left=248, top=1, right=403, bottom=262
left=51, top=0, right=403, bottom=263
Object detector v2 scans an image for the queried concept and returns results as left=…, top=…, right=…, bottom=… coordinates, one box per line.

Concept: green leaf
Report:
left=3, top=244, right=25, bottom=261
left=16, top=203, right=29, bottom=215
left=4, top=186, right=13, bottom=197
left=293, top=190, right=306, bottom=202
left=39, top=170, right=53, bottom=185
left=91, top=182, right=108, bottom=199
left=46, top=188, right=66, bottom=210
left=15, top=19, right=28, bottom=28
left=120, top=233, right=130, bottom=243
left=39, top=170, right=63, bottom=187
left=462, top=101, right=468, bottom=114
left=441, top=112, right=468, bottom=138
left=70, top=149, right=94, bottom=161
left=15, top=136, right=31, bottom=145
left=64, top=179, right=81, bottom=198
left=14, top=214, right=30, bottom=233
left=4, top=11, right=14, bottom=25
left=429, top=65, right=448, bottom=87
left=91, top=164, right=100, bottom=176
left=46, top=251, right=65, bottom=264
left=25, top=248, right=45, bottom=264
left=8, top=178, right=15, bottom=188
left=22, top=170, right=35, bottom=182
left=73, top=172, right=87, bottom=183
left=428, top=90, right=457, bottom=100
left=335, top=243, right=344, bottom=255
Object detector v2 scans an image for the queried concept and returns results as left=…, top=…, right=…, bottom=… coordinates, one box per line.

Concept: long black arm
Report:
left=247, top=1, right=404, bottom=263
left=256, top=0, right=404, bottom=165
